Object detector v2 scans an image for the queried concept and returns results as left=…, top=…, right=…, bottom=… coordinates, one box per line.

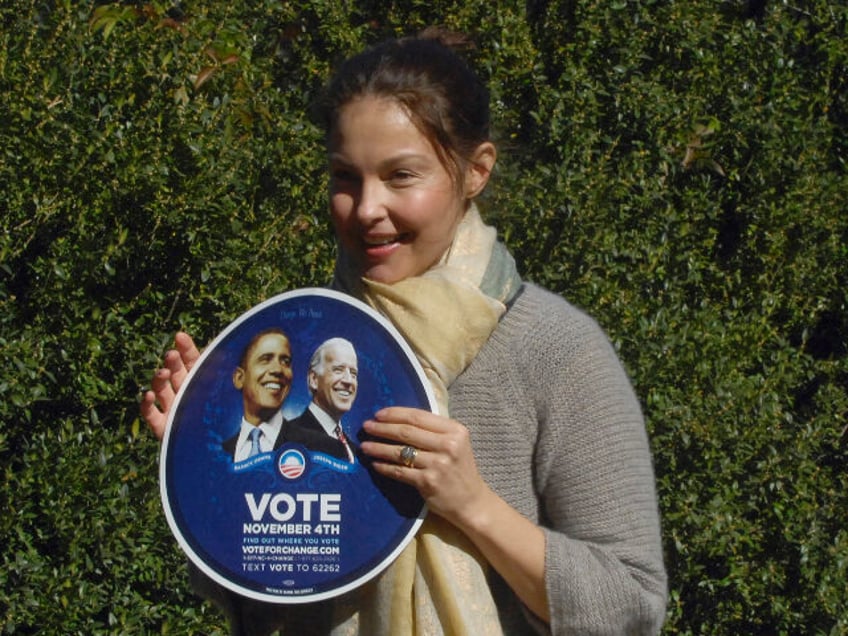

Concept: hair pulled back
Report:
left=319, top=29, right=491, bottom=185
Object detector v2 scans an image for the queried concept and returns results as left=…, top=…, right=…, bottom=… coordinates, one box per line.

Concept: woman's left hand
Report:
left=361, top=406, right=550, bottom=622
left=360, top=406, right=490, bottom=525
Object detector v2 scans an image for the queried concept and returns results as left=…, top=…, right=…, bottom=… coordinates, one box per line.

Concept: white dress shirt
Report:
left=308, top=403, right=355, bottom=463
left=233, top=410, right=284, bottom=462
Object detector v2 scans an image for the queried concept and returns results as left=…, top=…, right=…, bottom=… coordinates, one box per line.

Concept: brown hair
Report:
left=318, top=28, right=491, bottom=187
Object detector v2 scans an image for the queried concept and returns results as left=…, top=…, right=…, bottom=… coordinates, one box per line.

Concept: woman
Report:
left=143, top=30, right=667, bottom=635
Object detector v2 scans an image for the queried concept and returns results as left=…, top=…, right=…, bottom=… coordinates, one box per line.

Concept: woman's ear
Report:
left=465, top=142, right=497, bottom=198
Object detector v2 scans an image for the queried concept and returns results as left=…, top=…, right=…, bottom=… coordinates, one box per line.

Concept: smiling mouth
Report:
left=363, top=233, right=410, bottom=247
left=263, top=382, right=284, bottom=391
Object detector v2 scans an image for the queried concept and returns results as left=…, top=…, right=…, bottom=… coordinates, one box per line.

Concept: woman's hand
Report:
left=360, top=406, right=490, bottom=526
left=140, top=332, right=201, bottom=441
left=361, top=405, right=550, bottom=622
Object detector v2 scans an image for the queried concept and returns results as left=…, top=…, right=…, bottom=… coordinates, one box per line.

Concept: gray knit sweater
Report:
left=191, top=283, right=667, bottom=635
left=448, top=283, right=667, bottom=635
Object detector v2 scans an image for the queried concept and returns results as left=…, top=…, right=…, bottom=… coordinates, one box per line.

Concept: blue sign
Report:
left=160, top=288, right=433, bottom=603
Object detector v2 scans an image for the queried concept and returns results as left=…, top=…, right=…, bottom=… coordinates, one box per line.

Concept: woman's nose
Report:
left=355, top=179, right=386, bottom=223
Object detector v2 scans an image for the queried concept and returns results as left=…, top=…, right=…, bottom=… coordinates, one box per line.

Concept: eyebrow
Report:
left=328, top=150, right=430, bottom=171
left=257, top=351, right=290, bottom=360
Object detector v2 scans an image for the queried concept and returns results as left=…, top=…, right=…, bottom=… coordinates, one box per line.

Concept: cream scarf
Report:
left=330, top=204, right=522, bottom=635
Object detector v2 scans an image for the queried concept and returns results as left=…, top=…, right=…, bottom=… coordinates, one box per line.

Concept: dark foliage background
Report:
left=1, top=1, right=845, bottom=633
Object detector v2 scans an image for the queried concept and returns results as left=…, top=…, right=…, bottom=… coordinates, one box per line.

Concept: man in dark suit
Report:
left=222, top=328, right=293, bottom=461
left=284, top=338, right=358, bottom=463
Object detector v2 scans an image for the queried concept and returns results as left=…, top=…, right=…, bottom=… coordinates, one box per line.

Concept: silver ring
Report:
left=400, top=445, right=418, bottom=468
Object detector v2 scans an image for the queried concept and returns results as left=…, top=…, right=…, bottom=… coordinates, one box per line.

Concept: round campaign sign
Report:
left=160, top=288, right=433, bottom=603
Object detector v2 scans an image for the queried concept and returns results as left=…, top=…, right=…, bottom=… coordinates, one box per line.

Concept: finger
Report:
left=151, top=367, right=178, bottom=414
left=140, top=390, right=167, bottom=441
left=175, top=331, right=201, bottom=370
left=361, top=439, right=428, bottom=467
left=369, top=457, right=418, bottom=486
left=169, top=332, right=200, bottom=393
left=374, top=406, right=450, bottom=433
left=363, top=418, right=438, bottom=450
left=163, top=349, right=188, bottom=393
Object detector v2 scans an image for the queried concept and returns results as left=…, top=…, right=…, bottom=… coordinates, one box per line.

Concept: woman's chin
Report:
left=359, top=259, right=421, bottom=285
left=362, top=268, right=407, bottom=285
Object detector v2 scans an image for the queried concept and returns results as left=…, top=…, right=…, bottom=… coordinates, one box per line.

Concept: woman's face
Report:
left=328, top=96, right=473, bottom=284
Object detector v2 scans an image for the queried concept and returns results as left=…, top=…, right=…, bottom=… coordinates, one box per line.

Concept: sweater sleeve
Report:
left=521, top=289, right=667, bottom=635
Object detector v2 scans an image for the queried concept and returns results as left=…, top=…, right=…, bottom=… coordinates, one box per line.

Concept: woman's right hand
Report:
left=140, top=332, right=201, bottom=441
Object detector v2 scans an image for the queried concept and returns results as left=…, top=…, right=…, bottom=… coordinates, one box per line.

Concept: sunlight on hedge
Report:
left=1, top=1, right=846, bottom=633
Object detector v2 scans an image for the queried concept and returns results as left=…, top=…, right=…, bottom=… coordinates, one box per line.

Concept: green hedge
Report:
left=1, top=1, right=845, bottom=633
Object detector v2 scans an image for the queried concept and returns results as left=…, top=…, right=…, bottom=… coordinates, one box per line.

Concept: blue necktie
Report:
left=248, top=427, right=263, bottom=458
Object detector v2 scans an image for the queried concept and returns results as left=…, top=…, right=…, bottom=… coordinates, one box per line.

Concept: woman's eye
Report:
left=390, top=170, right=415, bottom=183
left=331, top=168, right=358, bottom=183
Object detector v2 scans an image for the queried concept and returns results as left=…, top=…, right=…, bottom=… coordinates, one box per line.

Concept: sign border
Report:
left=159, top=287, right=434, bottom=603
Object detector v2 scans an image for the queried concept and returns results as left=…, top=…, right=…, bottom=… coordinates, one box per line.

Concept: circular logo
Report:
left=277, top=448, right=307, bottom=480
